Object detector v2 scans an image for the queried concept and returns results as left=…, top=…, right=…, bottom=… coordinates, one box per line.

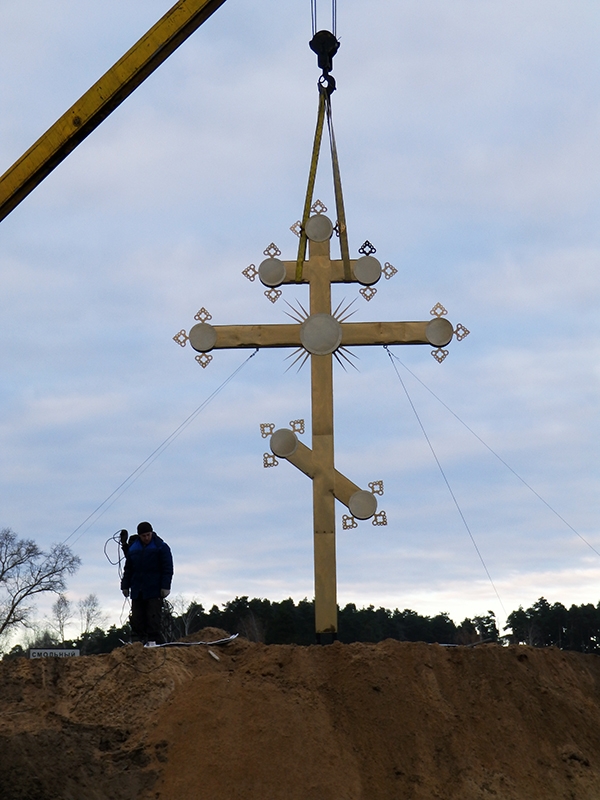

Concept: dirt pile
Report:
left=2, top=630, right=600, bottom=799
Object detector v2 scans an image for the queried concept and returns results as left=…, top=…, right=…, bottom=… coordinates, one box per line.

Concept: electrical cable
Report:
left=104, top=530, right=127, bottom=579
left=63, top=348, right=259, bottom=546
left=386, top=348, right=600, bottom=560
left=384, top=346, right=507, bottom=614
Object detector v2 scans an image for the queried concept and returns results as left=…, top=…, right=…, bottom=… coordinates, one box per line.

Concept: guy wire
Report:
left=64, top=349, right=259, bottom=546
left=386, top=348, right=600, bottom=560
left=384, top=346, right=506, bottom=614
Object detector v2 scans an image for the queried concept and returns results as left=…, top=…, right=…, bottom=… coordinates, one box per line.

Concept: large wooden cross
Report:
left=174, top=209, right=466, bottom=636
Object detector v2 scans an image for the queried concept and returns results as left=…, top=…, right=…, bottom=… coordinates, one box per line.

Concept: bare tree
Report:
left=78, top=593, right=105, bottom=635
left=51, top=593, right=73, bottom=643
left=0, top=527, right=81, bottom=642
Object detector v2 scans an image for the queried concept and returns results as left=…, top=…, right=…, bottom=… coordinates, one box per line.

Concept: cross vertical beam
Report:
left=309, top=237, right=337, bottom=633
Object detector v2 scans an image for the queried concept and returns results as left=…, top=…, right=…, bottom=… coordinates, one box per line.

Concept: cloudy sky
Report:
left=1, top=0, right=599, bottom=639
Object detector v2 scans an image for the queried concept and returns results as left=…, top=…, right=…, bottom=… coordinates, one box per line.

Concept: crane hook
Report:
left=310, top=29, right=340, bottom=94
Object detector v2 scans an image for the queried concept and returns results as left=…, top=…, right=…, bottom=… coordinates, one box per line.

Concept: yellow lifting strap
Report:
left=326, top=93, right=352, bottom=282
left=295, top=86, right=352, bottom=282
left=295, top=89, right=326, bottom=282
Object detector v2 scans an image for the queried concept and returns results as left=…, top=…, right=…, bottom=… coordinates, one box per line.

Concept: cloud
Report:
left=1, top=0, right=600, bottom=639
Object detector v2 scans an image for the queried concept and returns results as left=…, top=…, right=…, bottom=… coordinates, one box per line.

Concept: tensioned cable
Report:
left=311, top=0, right=317, bottom=36
left=384, top=346, right=507, bottom=614
left=63, top=349, right=259, bottom=546
left=386, top=348, right=600, bottom=560
left=310, top=0, right=337, bottom=36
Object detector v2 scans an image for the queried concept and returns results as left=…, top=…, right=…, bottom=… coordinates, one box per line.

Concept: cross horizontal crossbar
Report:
left=278, top=439, right=362, bottom=510
left=190, top=320, right=449, bottom=351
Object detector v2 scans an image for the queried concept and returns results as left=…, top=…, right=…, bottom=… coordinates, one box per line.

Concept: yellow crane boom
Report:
left=0, top=0, right=227, bottom=223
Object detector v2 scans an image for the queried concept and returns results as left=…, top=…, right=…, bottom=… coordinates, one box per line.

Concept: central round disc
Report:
left=300, top=314, right=343, bottom=355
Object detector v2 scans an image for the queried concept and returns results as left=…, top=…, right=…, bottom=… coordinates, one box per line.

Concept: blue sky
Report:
left=1, top=0, right=599, bottom=639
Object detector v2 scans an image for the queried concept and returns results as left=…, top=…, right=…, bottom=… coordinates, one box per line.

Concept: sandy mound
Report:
left=2, top=630, right=600, bottom=799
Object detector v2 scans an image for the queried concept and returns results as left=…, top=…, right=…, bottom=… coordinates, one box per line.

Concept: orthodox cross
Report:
left=173, top=204, right=468, bottom=637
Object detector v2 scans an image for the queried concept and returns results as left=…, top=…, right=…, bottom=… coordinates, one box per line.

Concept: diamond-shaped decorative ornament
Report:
left=264, top=288, right=282, bottom=304
left=383, top=262, right=398, bottom=280
left=431, top=348, right=449, bottom=363
left=454, top=323, right=470, bottom=341
left=290, top=221, right=302, bottom=238
left=242, top=264, right=258, bottom=282
left=333, top=220, right=346, bottom=238
left=263, top=243, right=281, bottom=258
left=310, top=199, right=327, bottom=214
left=372, top=511, right=387, bottom=526
left=359, top=286, right=377, bottom=302
left=195, top=353, right=213, bottom=368
left=194, top=307, right=212, bottom=323
left=430, top=303, right=448, bottom=318
left=290, top=419, right=305, bottom=434
left=172, top=329, right=188, bottom=347
left=369, top=480, right=384, bottom=496
left=263, top=453, right=279, bottom=468
left=358, top=240, right=376, bottom=256
left=260, top=423, right=275, bottom=439
left=342, top=515, right=358, bottom=530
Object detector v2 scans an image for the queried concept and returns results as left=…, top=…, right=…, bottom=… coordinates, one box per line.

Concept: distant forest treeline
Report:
left=5, top=595, right=600, bottom=658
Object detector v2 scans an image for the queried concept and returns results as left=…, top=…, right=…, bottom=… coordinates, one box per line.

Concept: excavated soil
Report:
left=2, top=629, right=600, bottom=799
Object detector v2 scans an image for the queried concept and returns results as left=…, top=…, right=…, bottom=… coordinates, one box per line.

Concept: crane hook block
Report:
left=309, top=30, right=340, bottom=75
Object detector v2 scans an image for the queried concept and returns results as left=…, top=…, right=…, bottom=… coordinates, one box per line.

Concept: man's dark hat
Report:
left=137, top=521, right=153, bottom=535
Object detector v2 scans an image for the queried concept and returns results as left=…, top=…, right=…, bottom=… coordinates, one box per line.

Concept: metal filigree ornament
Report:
left=454, top=323, right=470, bottom=341
left=383, top=262, right=398, bottom=280
left=242, top=264, right=258, bottom=282
left=333, top=220, right=346, bottom=238
left=310, top=199, right=327, bottom=214
left=172, top=329, right=188, bottom=347
left=264, top=288, right=282, bottom=304
left=358, top=240, right=376, bottom=256
left=369, top=480, right=384, bottom=496
left=431, top=348, right=449, bottom=364
left=195, top=353, right=213, bottom=368
left=260, top=423, right=275, bottom=439
left=263, top=453, right=279, bottom=468
left=290, top=220, right=302, bottom=238
left=342, top=515, right=358, bottom=530
left=263, top=243, right=282, bottom=258
left=194, top=307, right=212, bottom=323
left=372, top=511, right=388, bottom=526
left=359, top=286, right=377, bottom=302
left=290, top=419, right=305, bottom=434
left=430, top=303, right=448, bottom=318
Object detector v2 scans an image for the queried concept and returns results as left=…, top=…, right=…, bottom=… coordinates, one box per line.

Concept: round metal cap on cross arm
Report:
left=348, top=490, right=378, bottom=520
left=300, top=314, right=342, bottom=355
left=189, top=322, right=218, bottom=353
left=305, top=214, right=334, bottom=242
left=258, top=257, right=287, bottom=287
left=270, top=428, right=299, bottom=458
left=425, top=318, right=453, bottom=347
left=353, top=255, right=382, bottom=286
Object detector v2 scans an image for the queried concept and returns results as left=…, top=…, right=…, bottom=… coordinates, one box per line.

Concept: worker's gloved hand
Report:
left=161, top=588, right=170, bottom=598
left=120, top=529, right=128, bottom=545
left=122, top=589, right=129, bottom=598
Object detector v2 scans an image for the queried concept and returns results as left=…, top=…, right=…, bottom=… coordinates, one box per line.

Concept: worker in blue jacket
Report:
left=121, top=521, right=173, bottom=644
